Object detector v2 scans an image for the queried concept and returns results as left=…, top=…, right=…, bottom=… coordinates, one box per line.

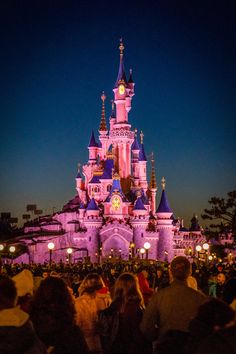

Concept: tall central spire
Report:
left=99, top=91, right=107, bottom=131
left=115, top=38, right=127, bottom=87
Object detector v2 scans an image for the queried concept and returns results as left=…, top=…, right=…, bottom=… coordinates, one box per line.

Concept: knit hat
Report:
left=12, top=269, right=34, bottom=297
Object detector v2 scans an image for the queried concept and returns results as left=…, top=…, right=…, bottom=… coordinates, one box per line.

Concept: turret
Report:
left=149, top=153, right=157, bottom=214
left=156, top=177, right=174, bottom=262
left=131, top=129, right=140, bottom=179
left=109, top=100, right=116, bottom=131
left=98, top=92, right=109, bottom=160
left=88, top=130, right=98, bottom=163
left=138, top=131, right=148, bottom=191
left=75, top=163, right=83, bottom=193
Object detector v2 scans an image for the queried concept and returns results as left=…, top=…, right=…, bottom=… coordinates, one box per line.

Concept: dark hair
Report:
left=31, top=276, right=76, bottom=327
left=195, top=298, right=235, bottom=328
left=170, top=256, right=191, bottom=280
left=223, top=277, right=236, bottom=304
left=113, top=272, right=144, bottom=309
left=0, top=275, right=17, bottom=309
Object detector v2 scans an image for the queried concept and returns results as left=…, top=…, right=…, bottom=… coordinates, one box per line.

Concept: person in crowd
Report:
left=140, top=256, right=207, bottom=347
left=137, top=267, right=154, bottom=305
left=152, top=266, right=169, bottom=291
left=209, top=272, right=226, bottom=299
left=31, top=276, right=89, bottom=354
left=75, top=273, right=111, bottom=353
left=12, top=268, right=34, bottom=314
left=0, top=274, right=47, bottom=354
left=98, top=272, right=152, bottom=354
left=222, top=277, right=236, bottom=311
left=185, top=298, right=235, bottom=354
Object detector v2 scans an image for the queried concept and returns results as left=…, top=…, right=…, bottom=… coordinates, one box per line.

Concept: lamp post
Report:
left=140, top=248, right=145, bottom=259
left=202, top=242, right=209, bottom=263
left=144, top=242, right=151, bottom=260
left=9, top=245, right=16, bottom=264
left=67, top=247, right=73, bottom=265
left=195, top=245, right=202, bottom=259
left=48, top=242, right=55, bottom=266
left=130, top=242, right=135, bottom=258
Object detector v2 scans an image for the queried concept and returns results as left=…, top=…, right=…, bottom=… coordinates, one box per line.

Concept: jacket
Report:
left=140, top=279, right=207, bottom=342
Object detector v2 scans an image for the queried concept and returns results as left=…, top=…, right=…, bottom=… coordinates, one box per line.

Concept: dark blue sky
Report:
left=0, top=0, right=235, bottom=227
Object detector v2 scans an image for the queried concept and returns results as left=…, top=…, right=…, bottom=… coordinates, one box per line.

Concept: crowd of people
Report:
left=0, top=257, right=236, bottom=354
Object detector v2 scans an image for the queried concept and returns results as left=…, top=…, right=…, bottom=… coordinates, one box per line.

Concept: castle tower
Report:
left=110, top=39, right=134, bottom=179
left=156, top=177, right=174, bottom=262
left=98, top=92, right=109, bottom=160
left=149, top=153, right=157, bottom=214
left=131, top=129, right=140, bottom=185
left=138, top=131, right=148, bottom=191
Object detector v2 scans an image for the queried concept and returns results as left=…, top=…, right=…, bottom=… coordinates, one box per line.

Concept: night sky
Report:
left=0, top=0, right=235, bottom=227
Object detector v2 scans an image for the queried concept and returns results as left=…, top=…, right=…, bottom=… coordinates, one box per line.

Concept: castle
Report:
left=17, top=41, right=208, bottom=264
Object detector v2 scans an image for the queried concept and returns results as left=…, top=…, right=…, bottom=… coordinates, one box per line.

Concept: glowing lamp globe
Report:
left=208, top=255, right=213, bottom=261
left=0, top=244, right=4, bottom=251
left=140, top=248, right=145, bottom=255
left=9, top=246, right=16, bottom=253
left=144, top=242, right=151, bottom=250
left=203, top=243, right=209, bottom=251
left=195, top=245, right=202, bottom=252
left=48, top=242, right=55, bottom=250
left=67, top=248, right=73, bottom=255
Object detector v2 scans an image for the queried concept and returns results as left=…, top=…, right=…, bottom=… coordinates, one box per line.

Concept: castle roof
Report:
left=131, top=135, right=140, bottom=151
left=88, top=130, right=98, bottom=148
left=86, top=198, right=99, bottom=211
left=89, top=175, right=101, bottom=184
left=133, top=197, right=146, bottom=210
left=101, top=158, right=114, bottom=179
left=114, top=39, right=127, bottom=88
left=156, top=189, right=172, bottom=213
left=76, top=172, right=82, bottom=179
left=139, top=143, right=147, bottom=161
left=105, top=174, right=127, bottom=202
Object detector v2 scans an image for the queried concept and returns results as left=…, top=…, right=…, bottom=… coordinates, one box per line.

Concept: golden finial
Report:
left=134, top=128, right=137, bottom=137
left=161, top=177, right=166, bottom=190
left=140, top=130, right=144, bottom=144
left=130, top=68, right=132, bottom=75
left=77, top=163, right=81, bottom=172
left=119, top=38, right=124, bottom=56
left=99, top=91, right=107, bottom=131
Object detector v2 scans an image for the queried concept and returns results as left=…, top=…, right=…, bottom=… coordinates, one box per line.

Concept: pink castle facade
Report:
left=17, top=41, right=208, bottom=264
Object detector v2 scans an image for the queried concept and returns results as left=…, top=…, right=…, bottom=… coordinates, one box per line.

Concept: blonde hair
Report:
left=78, top=273, right=105, bottom=296
left=113, top=272, right=145, bottom=309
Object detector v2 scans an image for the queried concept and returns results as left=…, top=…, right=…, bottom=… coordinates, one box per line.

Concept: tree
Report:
left=201, top=191, right=236, bottom=241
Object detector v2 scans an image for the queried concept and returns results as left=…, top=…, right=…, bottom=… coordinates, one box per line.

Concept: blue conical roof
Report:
left=133, top=197, right=146, bottom=211
left=139, top=143, right=147, bottom=161
left=88, top=130, right=98, bottom=148
left=86, top=198, right=99, bottom=211
left=76, top=172, right=82, bottom=178
left=131, top=136, right=140, bottom=151
left=156, top=190, right=172, bottom=213
left=105, top=174, right=127, bottom=202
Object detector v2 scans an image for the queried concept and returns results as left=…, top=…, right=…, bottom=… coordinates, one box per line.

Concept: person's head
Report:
left=78, top=273, right=105, bottom=296
left=0, top=275, right=17, bottom=310
left=31, top=276, right=76, bottom=327
left=193, top=298, right=235, bottom=331
left=170, top=256, right=191, bottom=281
left=217, top=272, right=226, bottom=285
left=156, top=266, right=163, bottom=278
left=113, top=272, right=144, bottom=308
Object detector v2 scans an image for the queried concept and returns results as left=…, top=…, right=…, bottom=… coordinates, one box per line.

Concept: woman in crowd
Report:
left=0, top=274, right=47, bottom=354
left=75, top=273, right=111, bottom=353
left=99, top=272, right=152, bottom=354
left=31, top=276, right=89, bottom=354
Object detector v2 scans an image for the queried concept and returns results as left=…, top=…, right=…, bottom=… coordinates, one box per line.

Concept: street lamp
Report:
left=48, top=242, right=55, bottom=266
left=144, top=242, right=151, bottom=260
left=67, top=247, right=73, bottom=265
left=202, top=243, right=209, bottom=251
left=130, top=242, right=135, bottom=258
left=208, top=255, right=213, bottom=261
left=195, top=245, right=202, bottom=259
left=0, top=244, right=4, bottom=251
left=9, top=246, right=16, bottom=264
left=140, top=248, right=145, bottom=259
